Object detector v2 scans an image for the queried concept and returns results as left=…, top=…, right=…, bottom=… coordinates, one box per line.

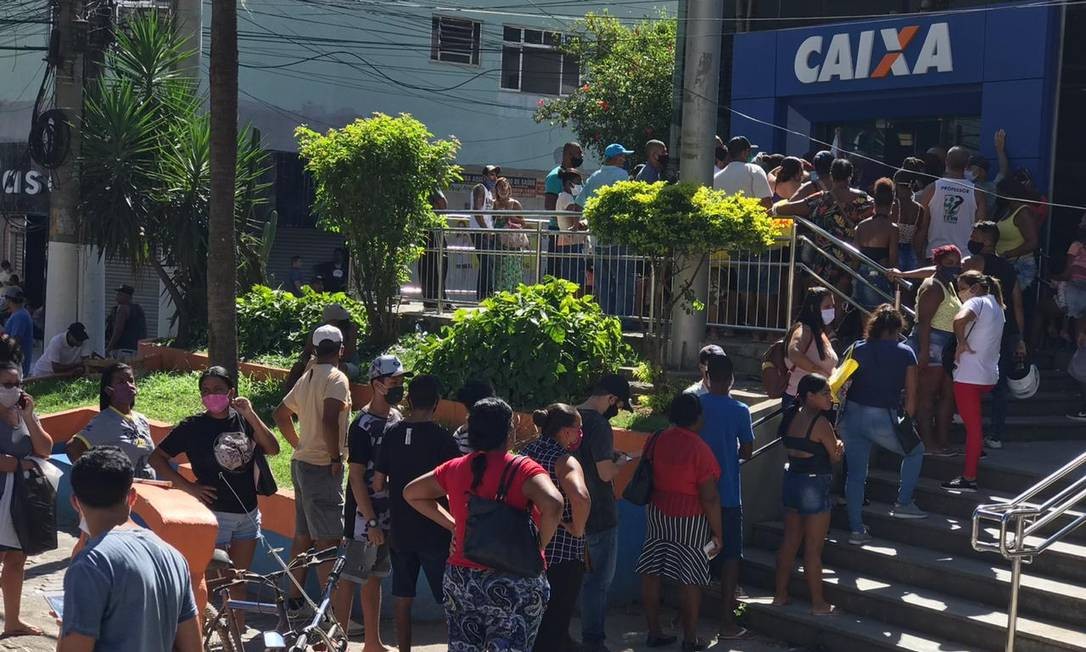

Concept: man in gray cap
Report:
left=684, top=344, right=727, bottom=397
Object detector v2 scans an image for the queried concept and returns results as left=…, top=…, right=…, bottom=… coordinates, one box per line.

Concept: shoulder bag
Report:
left=621, top=430, right=663, bottom=507
left=463, top=456, right=544, bottom=577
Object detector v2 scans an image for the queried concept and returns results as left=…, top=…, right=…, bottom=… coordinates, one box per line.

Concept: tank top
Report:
left=995, top=206, right=1028, bottom=259
left=927, top=177, right=978, bottom=254
left=783, top=411, right=832, bottom=475
left=785, top=328, right=838, bottom=397
left=919, top=279, right=961, bottom=333
left=111, top=303, right=147, bottom=350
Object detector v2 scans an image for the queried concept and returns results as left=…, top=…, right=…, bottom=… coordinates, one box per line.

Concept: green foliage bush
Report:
left=236, top=285, right=366, bottom=358
left=414, top=279, right=636, bottom=409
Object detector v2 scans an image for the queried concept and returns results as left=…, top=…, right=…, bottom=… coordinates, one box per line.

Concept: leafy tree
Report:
left=79, top=13, right=269, bottom=346
left=585, top=180, right=779, bottom=373
left=534, top=13, right=676, bottom=163
left=295, top=114, right=461, bottom=346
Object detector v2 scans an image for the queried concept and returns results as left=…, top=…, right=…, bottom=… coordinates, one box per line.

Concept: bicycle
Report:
left=202, top=544, right=349, bottom=652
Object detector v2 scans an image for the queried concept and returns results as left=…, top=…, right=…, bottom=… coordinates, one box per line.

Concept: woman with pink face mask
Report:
left=150, top=366, right=279, bottom=583
left=521, top=403, right=590, bottom=652
left=67, top=363, right=157, bottom=479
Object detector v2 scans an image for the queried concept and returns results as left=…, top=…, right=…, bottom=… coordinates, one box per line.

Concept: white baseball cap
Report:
left=312, top=324, right=344, bottom=347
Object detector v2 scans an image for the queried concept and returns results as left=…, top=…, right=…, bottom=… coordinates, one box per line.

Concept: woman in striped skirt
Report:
left=635, top=393, right=723, bottom=652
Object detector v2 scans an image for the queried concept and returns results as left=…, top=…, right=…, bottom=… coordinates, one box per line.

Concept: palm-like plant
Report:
left=80, top=12, right=267, bottom=345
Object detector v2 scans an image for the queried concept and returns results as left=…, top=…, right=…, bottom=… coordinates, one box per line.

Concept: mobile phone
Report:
left=702, top=540, right=719, bottom=560
left=16, top=393, right=27, bottom=410
left=42, top=591, right=64, bottom=620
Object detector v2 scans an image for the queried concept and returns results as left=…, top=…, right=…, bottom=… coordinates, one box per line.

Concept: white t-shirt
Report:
left=31, top=333, right=88, bottom=377
left=713, top=161, right=772, bottom=200
left=954, top=294, right=1005, bottom=386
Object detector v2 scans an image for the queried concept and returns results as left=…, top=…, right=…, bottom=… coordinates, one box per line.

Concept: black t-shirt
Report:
left=158, top=411, right=258, bottom=514
left=576, top=408, right=618, bottom=535
left=980, top=253, right=1020, bottom=336
left=343, top=408, right=401, bottom=539
left=375, top=420, right=460, bottom=554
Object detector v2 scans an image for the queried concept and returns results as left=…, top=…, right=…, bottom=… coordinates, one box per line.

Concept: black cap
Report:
left=698, top=344, right=726, bottom=366
left=482, top=164, right=502, bottom=175
left=726, top=136, right=756, bottom=152
left=115, top=285, right=135, bottom=295
left=707, top=352, right=734, bottom=384
left=595, top=373, right=633, bottom=411
left=67, top=322, right=89, bottom=343
left=813, top=150, right=835, bottom=172
left=968, top=154, right=990, bottom=172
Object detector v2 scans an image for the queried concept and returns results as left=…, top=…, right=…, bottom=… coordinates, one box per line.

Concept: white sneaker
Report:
left=1067, top=410, right=1086, bottom=422
left=848, top=528, right=872, bottom=545
left=983, top=436, right=1003, bottom=450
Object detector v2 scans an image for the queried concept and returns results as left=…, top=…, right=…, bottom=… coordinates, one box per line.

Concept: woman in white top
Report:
left=784, top=287, right=839, bottom=410
left=944, top=271, right=1005, bottom=492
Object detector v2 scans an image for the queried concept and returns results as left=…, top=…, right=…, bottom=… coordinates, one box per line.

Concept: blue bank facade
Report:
left=729, top=5, right=1061, bottom=188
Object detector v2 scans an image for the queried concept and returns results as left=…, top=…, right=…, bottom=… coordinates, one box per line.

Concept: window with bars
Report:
left=500, top=26, right=579, bottom=95
left=430, top=16, right=481, bottom=65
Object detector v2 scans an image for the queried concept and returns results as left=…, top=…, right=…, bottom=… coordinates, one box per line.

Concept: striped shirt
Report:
left=521, top=437, right=584, bottom=564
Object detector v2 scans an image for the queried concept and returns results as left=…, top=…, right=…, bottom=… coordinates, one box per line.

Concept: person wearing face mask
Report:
left=522, top=403, right=591, bottom=652
left=634, top=392, right=722, bottom=650
left=575, top=373, right=635, bottom=652
left=904, top=245, right=963, bottom=457
left=783, top=287, right=840, bottom=411
left=552, top=168, right=589, bottom=287
left=472, top=164, right=501, bottom=301
left=272, top=325, right=353, bottom=620
left=635, top=139, right=669, bottom=183
left=324, top=353, right=405, bottom=647
left=371, top=375, right=459, bottom=652
left=150, top=366, right=279, bottom=616
left=545, top=142, right=585, bottom=214
left=943, top=272, right=1006, bottom=493
left=492, top=177, right=527, bottom=292
left=68, top=362, right=156, bottom=479
left=0, top=361, right=52, bottom=639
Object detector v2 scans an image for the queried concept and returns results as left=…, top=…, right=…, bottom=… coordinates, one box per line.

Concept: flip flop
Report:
left=0, top=625, right=44, bottom=639
left=719, top=627, right=751, bottom=640
left=811, top=605, right=838, bottom=616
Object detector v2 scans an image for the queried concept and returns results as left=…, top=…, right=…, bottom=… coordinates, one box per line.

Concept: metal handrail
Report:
left=795, top=234, right=914, bottom=317
left=971, top=451, right=1086, bottom=651
left=791, top=216, right=914, bottom=291
left=740, top=405, right=786, bottom=466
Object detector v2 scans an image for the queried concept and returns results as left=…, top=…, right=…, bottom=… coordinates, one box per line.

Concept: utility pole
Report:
left=44, top=0, right=84, bottom=349
left=670, top=0, right=724, bottom=368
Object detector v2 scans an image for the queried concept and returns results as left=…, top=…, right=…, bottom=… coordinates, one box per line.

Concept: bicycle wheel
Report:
left=202, top=604, right=241, bottom=652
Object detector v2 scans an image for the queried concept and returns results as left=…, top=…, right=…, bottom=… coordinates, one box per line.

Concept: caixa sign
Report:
left=794, top=22, right=952, bottom=84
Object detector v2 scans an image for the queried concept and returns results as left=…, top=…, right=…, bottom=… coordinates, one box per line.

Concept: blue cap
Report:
left=603, top=143, right=633, bottom=159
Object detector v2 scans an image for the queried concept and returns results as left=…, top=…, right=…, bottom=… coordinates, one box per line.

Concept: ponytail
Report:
left=958, top=270, right=1005, bottom=308
left=470, top=453, right=488, bottom=491
left=466, top=397, right=514, bottom=489
left=532, top=403, right=579, bottom=439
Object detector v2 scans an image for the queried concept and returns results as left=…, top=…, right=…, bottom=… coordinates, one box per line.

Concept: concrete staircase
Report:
left=739, top=447, right=1086, bottom=651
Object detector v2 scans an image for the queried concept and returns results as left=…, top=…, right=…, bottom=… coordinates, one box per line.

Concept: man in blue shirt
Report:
left=4, top=290, right=33, bottom=375
left=698, top=353, right=754, bottom=639
left=572, top=143, right=635, bottom=318
left=634, top=139, right=668, bottom=183
left=60, top=446, right=200, bottom=652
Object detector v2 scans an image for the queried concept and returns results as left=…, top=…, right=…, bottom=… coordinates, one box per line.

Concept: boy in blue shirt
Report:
left=698, top=353, right=754, bottom=639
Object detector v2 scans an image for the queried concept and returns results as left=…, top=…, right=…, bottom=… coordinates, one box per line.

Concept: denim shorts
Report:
left=781, top=470, right=832, bottom=515
left=214, top=509, right=261, bottom=548
left=341, top=538, right=391, bottom=584
left=907, top=328, right=953, bottom=366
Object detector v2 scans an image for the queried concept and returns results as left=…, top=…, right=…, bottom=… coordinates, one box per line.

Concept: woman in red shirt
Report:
left=635, top=393, right=723, bottom=652
left=404, top=397, right=563, bottom=652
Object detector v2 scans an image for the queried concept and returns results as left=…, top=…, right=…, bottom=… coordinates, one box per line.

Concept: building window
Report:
left=431, top=16, right=481, bottom=65
left=501, top=26, right=579, bottom=95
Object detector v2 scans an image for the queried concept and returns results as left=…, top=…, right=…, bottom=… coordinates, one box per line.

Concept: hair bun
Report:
left=532, top=409, right=549, bottom=428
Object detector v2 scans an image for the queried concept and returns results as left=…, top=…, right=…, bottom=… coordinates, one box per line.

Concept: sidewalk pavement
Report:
left=6, top=530, right=787, bottom=652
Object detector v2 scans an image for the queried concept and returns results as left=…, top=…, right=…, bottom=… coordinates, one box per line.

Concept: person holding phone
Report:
left=0, top=361, right=52, bottom=639
left=150, top=366, right=279, bottom=616
left=635, top=393, right=722, bottom=651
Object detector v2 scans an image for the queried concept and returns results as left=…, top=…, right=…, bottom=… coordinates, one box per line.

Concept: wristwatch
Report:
left=366, top=518, right=378, bottom=529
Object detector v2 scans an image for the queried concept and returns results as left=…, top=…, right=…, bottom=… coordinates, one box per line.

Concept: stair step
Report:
left=959, top=416, right=1086, bottom=440
left=742, top=594, right=972, bottom=651
left=742, top=548, right=1086, bottom=652
left=869, top=450, right=1078, bottom=496
left=752, top=521, right=1086, bottom=628
left=830, top=500, right=1086, bottom=584
left=864, top=469, right=1086, bottom=543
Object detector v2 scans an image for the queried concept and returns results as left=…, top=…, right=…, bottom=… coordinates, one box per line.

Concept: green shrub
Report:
left=236, top=285, right=367, bottom=358
left=413, top=279, right=636, bottom=409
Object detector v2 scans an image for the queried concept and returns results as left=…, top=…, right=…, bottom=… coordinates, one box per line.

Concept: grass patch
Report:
left=245, top=352, right=295, bottom=370
left=610, top=408, right=668, bottom=433
left=28, top=371, right=294, bottom=487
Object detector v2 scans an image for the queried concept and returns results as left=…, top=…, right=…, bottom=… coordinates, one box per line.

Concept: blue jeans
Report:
left=898, top=243, right=918, bottom=272
left=853, top=264, right=893, bottom=310
left=580, top=527, right=617, bottom=644
left=838, top=401, right=925, bottom=533
left=594, top=245, right=635, bottom=317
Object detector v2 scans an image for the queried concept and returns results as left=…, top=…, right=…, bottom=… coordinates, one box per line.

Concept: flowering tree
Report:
left=534, top=13, right=676, bottom=164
